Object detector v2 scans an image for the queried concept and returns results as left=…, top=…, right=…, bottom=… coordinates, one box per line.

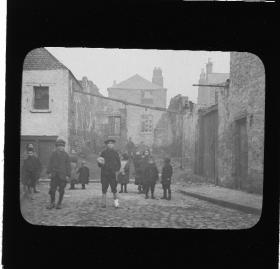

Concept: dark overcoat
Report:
left=98, top=148, right=121, bottom=182
left=47, top=150, right=71, bottom=180
left=143, top=163, right=159, bottom=184
left=161, top=163, right=173, bottom=187
left=21, top=155, right=42, bottom=185
left=117, top=161, right=130, bottom=184
left=77, top=166, right=90, bottom=184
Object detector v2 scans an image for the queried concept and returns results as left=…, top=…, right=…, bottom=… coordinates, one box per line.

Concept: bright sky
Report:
left=46, top=47, right=230, bottom=104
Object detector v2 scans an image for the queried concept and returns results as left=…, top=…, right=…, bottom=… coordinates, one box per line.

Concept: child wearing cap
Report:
left=97, top=139, right=121, bottom=208
left=161, top=158, right=173, bottom=200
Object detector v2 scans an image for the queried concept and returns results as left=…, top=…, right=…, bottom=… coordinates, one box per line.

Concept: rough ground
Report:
left=21, top=181, right=259, bottom=229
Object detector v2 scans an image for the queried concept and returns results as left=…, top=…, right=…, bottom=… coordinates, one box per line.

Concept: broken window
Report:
left=141, top=114, right=153, bottom=133
left=33, top=86, right=49, bottom=109
left=108, top=116, right=121, bottom=136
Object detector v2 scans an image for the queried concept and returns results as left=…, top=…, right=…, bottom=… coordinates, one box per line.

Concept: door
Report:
left=200, top=109, right=218, bottom=183
left=235, top=118, right=248, bottom=189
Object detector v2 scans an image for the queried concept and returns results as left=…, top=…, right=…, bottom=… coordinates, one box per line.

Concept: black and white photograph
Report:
left=19, top=48, right=264, bottom=229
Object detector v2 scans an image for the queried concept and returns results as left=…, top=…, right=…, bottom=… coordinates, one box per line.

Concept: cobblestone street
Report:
left=21, top=181, right=259, bottom=229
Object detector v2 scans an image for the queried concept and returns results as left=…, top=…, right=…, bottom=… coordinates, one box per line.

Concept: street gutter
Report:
left=178, top=190, right=262, bottom=216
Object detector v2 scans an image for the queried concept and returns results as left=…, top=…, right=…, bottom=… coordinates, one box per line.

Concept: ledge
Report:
left=30, top=109, right=52, bottom=113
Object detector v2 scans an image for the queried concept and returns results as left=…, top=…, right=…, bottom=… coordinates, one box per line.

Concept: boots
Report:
left=161, top=189, right=167, bottom=199
left=56, top=192, right=64, bottom=209
left=101, top=194, right=107, bottom=208
left=167, top=191, right=171, bottom=200
left=124, top=184, right=127, bottom=193
left=46, top=194, right=55, bottom=209
left=119, top=184, right=123, bottom=193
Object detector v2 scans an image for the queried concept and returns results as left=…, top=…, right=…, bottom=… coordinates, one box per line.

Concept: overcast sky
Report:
left=46, top=47, right=230, bottom=104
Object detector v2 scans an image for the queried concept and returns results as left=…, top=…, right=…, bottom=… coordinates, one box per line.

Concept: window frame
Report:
left=31, top=86, right=50, bottom=112
left=141, top=114, right=153, bottom=134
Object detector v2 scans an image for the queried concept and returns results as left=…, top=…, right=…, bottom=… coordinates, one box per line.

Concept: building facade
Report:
left=217, top=52, right=265, bottom=193
left=21, top=48, right=96, bottom=176
left=107, top=68, right=167, bottom=147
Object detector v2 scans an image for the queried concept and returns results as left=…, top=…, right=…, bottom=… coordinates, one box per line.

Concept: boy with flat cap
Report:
left=97, top=139, right=121, bottom=208
left=46, top=139, right=71, bottom=209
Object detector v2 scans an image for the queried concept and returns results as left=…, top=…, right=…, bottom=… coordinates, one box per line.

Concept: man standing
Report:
left=46, top=139, right=71, bottom=209
left=97, top=139, right=121, bottom=208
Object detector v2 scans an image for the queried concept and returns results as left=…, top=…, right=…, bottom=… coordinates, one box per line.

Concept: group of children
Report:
left=117, top=149, right=173, bottom=200
left=21, top=140, right=173, bottom=210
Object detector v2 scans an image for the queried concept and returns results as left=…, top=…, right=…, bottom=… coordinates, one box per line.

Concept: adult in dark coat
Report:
left=21, top=144, right=42, bottom=195
left=97, top=139, right=121, bottom=208
left=138, top=149, right=151, bottom=193
left=125, top=137, right=136, bottom=160
left=161, top=158, right=173, bottom=200
left=143, top=156, right=159, bottom=199
left=77, top=161, right=90, bottom=189
left=133, top=151, right=142, bottom=187
left=46, top=139, right=71, bottom=209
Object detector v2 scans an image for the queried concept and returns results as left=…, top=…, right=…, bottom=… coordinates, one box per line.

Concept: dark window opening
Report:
left=34, top=86, right=49, bottom=109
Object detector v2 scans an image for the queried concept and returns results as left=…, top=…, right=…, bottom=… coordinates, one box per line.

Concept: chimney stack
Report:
left=152, top=67, right=163, bottom=87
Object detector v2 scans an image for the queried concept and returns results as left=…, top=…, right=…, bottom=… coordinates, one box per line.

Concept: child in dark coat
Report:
left=143, top=156, right=159, bottom=199
left=117, top=153, right=130, bottom=193
left=21, top=145, right=42, bottom=197
left=161, top=158, right=173, bottom=200
left=77, top=161, right=90, bottom=189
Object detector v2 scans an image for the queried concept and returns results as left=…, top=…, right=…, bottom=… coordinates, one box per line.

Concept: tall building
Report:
left=107, top=68, right=167, bottom=147
left=197, top=58, right=229, bottom=108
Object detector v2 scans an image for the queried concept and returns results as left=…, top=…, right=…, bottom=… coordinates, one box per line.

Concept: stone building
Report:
left=21, top=48, right=96, bottom=175
left=217, top=52, right=265, bottom=193
left=107, top=68, right=167, bottom=148
left=197, top=58, right=229, bottom=108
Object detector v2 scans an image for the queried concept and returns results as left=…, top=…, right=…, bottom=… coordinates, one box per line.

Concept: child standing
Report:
left=161, top=158, right=173, bottom=200
left=77, top=161, right=90, bottom=189
left=143, top=156, right=159, bottom=199
left=118, top=153, right=130, bottom=193
left=21, top=144, right=42, bottom=198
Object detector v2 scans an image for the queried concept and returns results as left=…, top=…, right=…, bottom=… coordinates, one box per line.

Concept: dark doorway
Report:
left=197, top=107, right=218, bottom=184
left=234, top=117, right=248, bottom=190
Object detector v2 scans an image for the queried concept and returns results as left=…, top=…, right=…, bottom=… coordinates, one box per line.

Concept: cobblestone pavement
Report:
left=21, top=182, right=259, bottom=229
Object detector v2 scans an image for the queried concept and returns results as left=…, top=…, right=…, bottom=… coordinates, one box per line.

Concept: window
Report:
left=108, top=116, right=121, bottom=136
left=141, top=114, right=153, bottom=133
left=33, top=86, right=49, bottom=109
left=141, top=90, right=153, bottom=105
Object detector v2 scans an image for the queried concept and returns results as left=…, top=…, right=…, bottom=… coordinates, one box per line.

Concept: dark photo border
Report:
left=3, top=1, right=279, bottom=268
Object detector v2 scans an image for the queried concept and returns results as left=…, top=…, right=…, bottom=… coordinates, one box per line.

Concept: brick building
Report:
left=107, top=68, right=167, bottom=148
left=21, top=48, right=96, bottom=176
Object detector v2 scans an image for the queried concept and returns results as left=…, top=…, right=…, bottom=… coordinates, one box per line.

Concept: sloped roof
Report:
left=23, top=48, right=68, bottom=70
left=207, top=73, right=229, bottom=84
left=108, top=74, right=163, bottom=90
